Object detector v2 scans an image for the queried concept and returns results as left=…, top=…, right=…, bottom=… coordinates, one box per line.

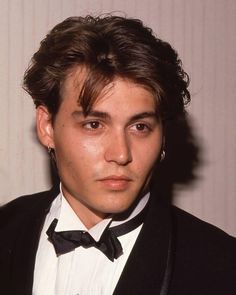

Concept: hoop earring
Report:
left=160, top=150, right=166, bottom=162
left=47, top=145, right=52, bottom=154
left=47, top=145, right=56, bottom=163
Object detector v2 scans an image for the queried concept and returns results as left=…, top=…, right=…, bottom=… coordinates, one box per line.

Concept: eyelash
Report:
left=130, top=123, right=152, bottom=133
left=82, top=121, right=103, bottom=130
left=81, top=120, right=153, bottom=135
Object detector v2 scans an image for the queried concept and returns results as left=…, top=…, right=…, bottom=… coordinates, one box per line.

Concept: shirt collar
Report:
left=52, top=183, right=149, bottom=242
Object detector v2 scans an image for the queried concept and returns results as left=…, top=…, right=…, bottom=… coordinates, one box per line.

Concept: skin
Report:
left=37, top=68, right=163, bottom=229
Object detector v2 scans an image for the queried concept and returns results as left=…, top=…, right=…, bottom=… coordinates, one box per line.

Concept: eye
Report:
left=130, top=123, right=151, bottom=133
left=135, top=123, right=148, bottom=131
left=83, top=121, right=102, bottom=130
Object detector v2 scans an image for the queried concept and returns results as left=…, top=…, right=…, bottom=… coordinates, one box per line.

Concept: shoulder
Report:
left=170, top=206, right=236, bottom=293
left=0, top=186, right=59, bottom=227
left=172, top=205, right=236, bottom=247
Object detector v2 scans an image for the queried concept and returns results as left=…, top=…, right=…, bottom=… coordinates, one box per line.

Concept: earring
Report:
left=47, top=144, right=52, bottom=154
left=47, top=144, right=56, bottom=163
left=160, top=150, right=166, bottom=162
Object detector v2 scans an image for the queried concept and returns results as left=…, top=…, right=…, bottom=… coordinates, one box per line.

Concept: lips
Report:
left=98, top=175, right=132, bottom=190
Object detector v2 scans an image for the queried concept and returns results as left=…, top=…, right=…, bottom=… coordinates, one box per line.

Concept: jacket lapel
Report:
left=1, top=186, right=59, bottom=294
left=10, top=210, right=47, bottom=294
left=113, top=193, right=172, bottom=295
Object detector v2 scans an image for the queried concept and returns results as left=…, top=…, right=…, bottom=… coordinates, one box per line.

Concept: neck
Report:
left=66, top=197, right=108, bottom=229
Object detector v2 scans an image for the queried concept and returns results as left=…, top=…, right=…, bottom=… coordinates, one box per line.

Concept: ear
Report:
left=36, top=106, right=55, bottom=148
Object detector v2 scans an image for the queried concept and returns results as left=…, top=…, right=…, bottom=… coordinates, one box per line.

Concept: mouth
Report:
left=97, top=175, right=133, bottom=190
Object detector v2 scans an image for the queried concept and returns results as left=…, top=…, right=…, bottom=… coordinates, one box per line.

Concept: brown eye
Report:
left=130, top=122, right=152, bottom=135
left=83, top=121, right=102, bottom=130
left=136, top=123, right=146, bottom=131
left=89, top=121, right=100, bottom=129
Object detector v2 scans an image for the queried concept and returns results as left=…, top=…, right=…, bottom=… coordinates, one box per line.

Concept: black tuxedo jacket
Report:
left=0, top=186, right=236, bottom=294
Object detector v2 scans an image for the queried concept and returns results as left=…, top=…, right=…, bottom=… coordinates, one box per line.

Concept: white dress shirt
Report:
left=33, top=188, right=149, bottom=295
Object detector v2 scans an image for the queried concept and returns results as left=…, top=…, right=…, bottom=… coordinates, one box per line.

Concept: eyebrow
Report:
left=129, top=111, right=158, bottom=121
left=72, top=110, right=110, bottom=120
left=72, top=110, right=158, bottom=122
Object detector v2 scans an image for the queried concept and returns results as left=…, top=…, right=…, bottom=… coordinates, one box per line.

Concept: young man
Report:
left=0, top=15, right=235, bottom=295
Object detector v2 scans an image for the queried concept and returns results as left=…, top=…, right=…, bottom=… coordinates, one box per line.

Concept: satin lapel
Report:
left=113, top=193, right=172, bottom=295
left=10, top=211, right=47, bottom=294
left=7, top=186, right=59, bottom=294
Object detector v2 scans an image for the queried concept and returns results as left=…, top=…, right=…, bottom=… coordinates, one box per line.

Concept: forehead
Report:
left=61, top=66, right=88, bottom=98
left=60, top=66, right=157, bottom=113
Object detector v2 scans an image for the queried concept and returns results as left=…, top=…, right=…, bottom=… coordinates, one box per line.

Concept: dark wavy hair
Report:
left=23, top=15, right=190, bottom=121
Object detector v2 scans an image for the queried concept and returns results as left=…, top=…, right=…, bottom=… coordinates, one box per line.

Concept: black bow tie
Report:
left=46, top=203, right=148, bottom=261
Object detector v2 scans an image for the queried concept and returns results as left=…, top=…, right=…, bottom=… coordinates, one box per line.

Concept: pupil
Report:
left=137, top=124, right=144, bottom=130
left=91, top=122, right=99, bottom=128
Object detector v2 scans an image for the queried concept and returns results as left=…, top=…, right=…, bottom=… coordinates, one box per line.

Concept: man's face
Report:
left=37, top=69, right=163, bottom=227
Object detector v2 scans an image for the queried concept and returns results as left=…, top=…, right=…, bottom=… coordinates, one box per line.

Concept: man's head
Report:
left=23, top=15, right=190, bottom=121
left=23, top=15, right=190, bottom=227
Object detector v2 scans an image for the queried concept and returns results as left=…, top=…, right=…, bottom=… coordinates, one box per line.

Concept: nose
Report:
left=104, top=131, right=132, bottom=165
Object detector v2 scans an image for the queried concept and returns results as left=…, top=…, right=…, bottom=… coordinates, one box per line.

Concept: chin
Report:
left=100, top=198, right=136, bottom=215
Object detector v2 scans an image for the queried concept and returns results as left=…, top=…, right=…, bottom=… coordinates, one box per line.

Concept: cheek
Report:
left=81, top=139, right=103, bottom=156
left=54, top=127, right=103, bottom=158
left=134, top=139, right=162, bottom=174
left=54, top=135, right=106, bottom=176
